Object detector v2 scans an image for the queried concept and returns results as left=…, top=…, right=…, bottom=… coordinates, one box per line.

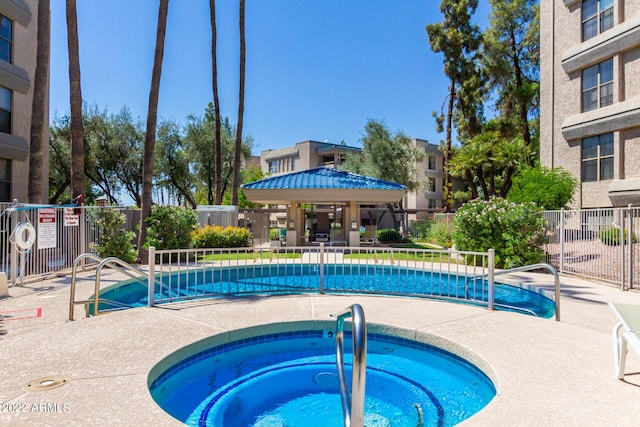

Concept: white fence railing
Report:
left=146, top=245, right=495, bottom=307
left=0, top=202, right=238, bottom=285
left=542, top=206, right=638, bottom=289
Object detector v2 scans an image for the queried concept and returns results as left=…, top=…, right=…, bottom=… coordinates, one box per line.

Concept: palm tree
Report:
left=209, top=0, right=223, bottom=205
left=66, top=0, right=84, bottom=200
left=28, top=0, right=50, bottom=203
left=138, top=0, right=170, bottom=262
left=231, top=0, right=246, bottom=205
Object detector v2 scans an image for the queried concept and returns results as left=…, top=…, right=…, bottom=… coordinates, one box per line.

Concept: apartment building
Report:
left=0, top=0, right=46, bottom=203
left=403, top=138, right=447, bottom=216
left=260, top=140, right=360, bottom=175
left=540, top=0, right=640, bottom=207
left=258, top=139, right=447, bottom=230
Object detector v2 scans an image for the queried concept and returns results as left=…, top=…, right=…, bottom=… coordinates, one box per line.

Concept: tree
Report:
left=507, top=166, right=577, bottom=210
left=231, top=0, right=246, bottom=205
left=426, top=0, right=483, bottom=212
left=155, top=119, right=197, bottom=208
left=450, top=126, right=531, bottom=200
left=483, top=0, right=539, bottom=162
left=342, top=119, right=424, bottom=233
left=222, top=165, right=264, bottom=208
left=28, top=0, right=50, bottom=203
left=66, top=0, right=85, bottom=200
left=209, top=0, right=223, bottom=204
left=49, top=106, right=143, bottom=206
left=138, top=0, right=170, bottom=262
left=48, top=115, right=71, bottom=204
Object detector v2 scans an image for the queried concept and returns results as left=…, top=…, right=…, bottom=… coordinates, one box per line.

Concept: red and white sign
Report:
left=38, top=208, right=57, bottom=249
left=64, top=208, right=79, bottom=227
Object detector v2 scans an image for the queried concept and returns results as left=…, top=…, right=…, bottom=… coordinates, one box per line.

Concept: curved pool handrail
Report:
left=335, top=304, right=367, bottom=427
left=489, top=263, right=561, bottom=321
left=69, top=253, right=107, bottom=321
left=69, top=253, right=154, bottom=320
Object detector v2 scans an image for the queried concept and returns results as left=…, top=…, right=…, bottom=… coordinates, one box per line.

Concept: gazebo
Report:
left=241, top=167, right=406, bottom=246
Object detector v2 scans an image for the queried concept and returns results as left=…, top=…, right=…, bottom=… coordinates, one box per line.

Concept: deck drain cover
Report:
left=26, top=376, right=68, bottom=391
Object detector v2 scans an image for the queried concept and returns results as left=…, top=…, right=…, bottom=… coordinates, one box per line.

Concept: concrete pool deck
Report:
left=1, top=269, right=640, bottom=426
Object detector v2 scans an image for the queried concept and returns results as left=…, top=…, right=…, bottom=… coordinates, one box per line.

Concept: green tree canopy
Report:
left=342, top=119, right=424, bottom=232
left=507, top=166, right=578, bottom=210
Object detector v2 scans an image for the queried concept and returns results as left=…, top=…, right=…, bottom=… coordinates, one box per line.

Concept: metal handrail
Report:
left=69, top=254, right=155, bottom=320
left=490, top=263, right=561, bottom=322
left=69, top=253, right=107, bottom=321
left=335, top=304, right=367, bottom=427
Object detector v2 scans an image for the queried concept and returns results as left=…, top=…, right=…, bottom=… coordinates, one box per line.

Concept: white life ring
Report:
left=14, top=222, right=36, bottom=250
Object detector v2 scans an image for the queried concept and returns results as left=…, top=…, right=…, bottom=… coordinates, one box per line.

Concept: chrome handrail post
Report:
left=335, top=304, right=367, bottom=427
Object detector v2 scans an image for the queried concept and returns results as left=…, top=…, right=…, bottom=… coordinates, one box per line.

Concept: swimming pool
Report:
left=148, top=324, right=497, bottom=426
left=96, top=263, right=556, bottom=318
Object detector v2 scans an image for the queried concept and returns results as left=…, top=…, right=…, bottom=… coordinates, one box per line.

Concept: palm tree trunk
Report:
left=66, top=0, right=84, bottom=200
left=28, top=0, right=50, bottom=203
left=209, top=0, right=223, bottom=205
left=138, top=0, right=170, bottom=263
left=444, top=80, right=455, bottom=212
left=231, top=0, right=246, bottom=206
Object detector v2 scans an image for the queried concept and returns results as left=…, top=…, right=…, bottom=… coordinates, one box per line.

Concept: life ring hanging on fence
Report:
left=14, top=222, right=36, bottom=250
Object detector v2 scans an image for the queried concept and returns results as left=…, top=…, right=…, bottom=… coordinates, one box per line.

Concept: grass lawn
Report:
left=344, top=244, right=459, bottom=263
left=197, top=251, right=302, bottom=262
left=389, top=242, right=445, bottom=250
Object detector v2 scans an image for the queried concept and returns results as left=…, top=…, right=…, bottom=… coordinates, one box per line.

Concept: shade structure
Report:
left=241, top=167, right=406, bottom=204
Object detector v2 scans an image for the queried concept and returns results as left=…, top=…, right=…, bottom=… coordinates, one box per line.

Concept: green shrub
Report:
left=144, top=205, right=197, bottom=250
left=269, top=228, right=282, bottom=241
left=412, top=220, right=432, bottom=240
left=599, top=226, right=638, bottom=246
left=453, top=197, right=546, bottom=269
left=508, top=166, right=578, bottom=210
left=428, top=222, right=455, bottom=248
left=95, top=208, right=136, bottom=264
left=192, top=225, right=253, bottom=248
left=377, top=228, right=402, bottom=243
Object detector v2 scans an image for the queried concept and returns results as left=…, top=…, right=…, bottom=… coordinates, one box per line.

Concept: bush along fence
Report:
left=2, top=200, right=637, bottom=290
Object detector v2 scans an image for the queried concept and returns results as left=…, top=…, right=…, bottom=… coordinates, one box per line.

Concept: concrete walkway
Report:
left=1, top=269, right=640, bottom=426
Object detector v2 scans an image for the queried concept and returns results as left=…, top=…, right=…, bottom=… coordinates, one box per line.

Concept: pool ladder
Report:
left=68, top=253, right=159, bottom=320
left=335, top=304, right=367, bottom=427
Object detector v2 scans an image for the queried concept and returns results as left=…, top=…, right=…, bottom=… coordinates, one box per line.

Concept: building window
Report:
left=268, top=160, right=278, bottom=174
left=582, top=133, right=613, bottom=182
left=427, top=199, right=437, bottom=209
left=291, top=157, right=295, bottom=171
left=582, top=58, right=613, bottom=112
left=0, top=15, right=11, bottom=63
left=427, top=155, right=436, bottom=170
left=0, top=87, right=10, bottom=134
left=582, top=0, right=614, bottom=41
left=425, top=177, right=436, bottom=193
left=0, top=158, right=10, bottom=202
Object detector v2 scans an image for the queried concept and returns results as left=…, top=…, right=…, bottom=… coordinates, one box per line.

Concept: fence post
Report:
left=619, top=208, right=626, bottom=290
left=148, top=246, right=155, bottom=307
left=487, top=249, right=495, bottom=311
left=559, top=208, right=565, bottom=273
left=627, top=204, right=634, bottom=290
left=319, top=243, right=325, bottom=294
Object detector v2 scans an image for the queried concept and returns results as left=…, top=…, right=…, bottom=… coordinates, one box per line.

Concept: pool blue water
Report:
left=149, top=330, right=496, bottom=426
left=97, top=264, right=556, bottom=318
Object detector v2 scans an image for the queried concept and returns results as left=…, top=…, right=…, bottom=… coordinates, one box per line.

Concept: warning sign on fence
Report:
left=64, top=208, right=79, bottom=227
left=38, top=208, right=57, bottom=249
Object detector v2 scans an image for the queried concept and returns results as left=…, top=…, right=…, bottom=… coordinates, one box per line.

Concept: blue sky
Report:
left=49, top=1, right=491, bottom=155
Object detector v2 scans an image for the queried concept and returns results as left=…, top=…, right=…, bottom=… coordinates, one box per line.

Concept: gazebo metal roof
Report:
left=242, top=167, right=406, bottom=204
